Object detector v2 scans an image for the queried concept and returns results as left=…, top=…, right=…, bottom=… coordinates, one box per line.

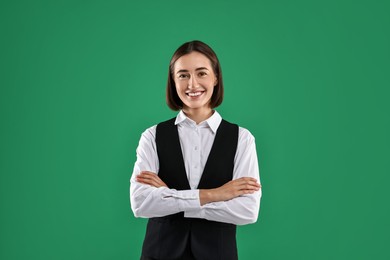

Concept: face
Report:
left=173, top=51, right=218, bottom=112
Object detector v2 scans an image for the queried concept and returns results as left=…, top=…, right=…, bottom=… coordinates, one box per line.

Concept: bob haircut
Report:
left=166, top=40, right=224, bottom=111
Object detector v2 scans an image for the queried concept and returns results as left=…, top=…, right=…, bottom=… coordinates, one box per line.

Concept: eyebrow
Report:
left=176, top=67, right=209, bottom=74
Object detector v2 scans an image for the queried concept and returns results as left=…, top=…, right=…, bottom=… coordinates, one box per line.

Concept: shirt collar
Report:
left=175, top=110, right=222, bottom=134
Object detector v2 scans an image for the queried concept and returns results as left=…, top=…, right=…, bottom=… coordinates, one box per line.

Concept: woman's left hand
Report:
left=136, top=171, right=168, bottom=188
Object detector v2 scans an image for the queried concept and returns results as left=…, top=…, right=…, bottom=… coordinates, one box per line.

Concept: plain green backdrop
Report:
left=1, top=0, right=389, bottom=259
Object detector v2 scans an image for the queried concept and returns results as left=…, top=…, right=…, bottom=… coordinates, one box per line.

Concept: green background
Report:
left=1, top=0, right=389, bottom=259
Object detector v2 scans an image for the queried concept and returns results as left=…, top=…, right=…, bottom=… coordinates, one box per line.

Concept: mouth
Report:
left=186, top=91, right=205, bottom=98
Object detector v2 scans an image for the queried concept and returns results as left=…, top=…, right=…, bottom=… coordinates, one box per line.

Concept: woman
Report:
left=130, top=40, right=262, bottom=260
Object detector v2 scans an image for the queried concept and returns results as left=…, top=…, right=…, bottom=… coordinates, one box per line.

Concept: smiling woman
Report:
left=172, top=52, right=217, bottom=122
left=130, top=40, right=262, bottom=260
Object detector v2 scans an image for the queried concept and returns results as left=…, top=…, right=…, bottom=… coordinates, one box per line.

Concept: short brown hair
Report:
left=166, top=40, right=224, bottom=111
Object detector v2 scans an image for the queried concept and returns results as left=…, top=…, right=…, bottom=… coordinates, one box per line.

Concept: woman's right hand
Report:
left=200, top=177, right=261, bottom=206
left=136, top=171, right=168, bottom=188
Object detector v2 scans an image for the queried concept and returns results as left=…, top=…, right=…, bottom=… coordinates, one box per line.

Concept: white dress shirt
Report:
left=130, top=110, right=262, bottom=225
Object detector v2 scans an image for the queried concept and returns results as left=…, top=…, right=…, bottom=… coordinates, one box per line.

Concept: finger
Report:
left=139, top=171, right=158, bottom=178
left=137, top=177, right=162, bottom=187
left=234, top=189, right=257, bottom=197
left=242, top=190, right=256, bottom=194
left=138, top=172, right=161, bottom=182
left=137, top=173, right=156, bottom=181
left=236, top=183, right=261, bottom=191
left=250, top=181, right=261, bottom=188
left=136, top=174, right=159, bottom=183
left=233, top=177, right=258, bottom=186
left=238, top=177, right=258, bottom=182
left=234, top=178, right=259, bottom=187
left=239, top=178, right=260, bottom=187
left=137, top=175, right=161, bottom=184
left=136, top=174, right=167, bottom=187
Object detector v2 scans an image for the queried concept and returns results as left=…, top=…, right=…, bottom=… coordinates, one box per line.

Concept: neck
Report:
left=182, top=107, right=214, bottom=124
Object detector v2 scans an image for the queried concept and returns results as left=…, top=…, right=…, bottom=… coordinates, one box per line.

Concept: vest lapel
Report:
left=156, top=118, right=191, bottom=190
left=197, top=120, right=238, bottom=189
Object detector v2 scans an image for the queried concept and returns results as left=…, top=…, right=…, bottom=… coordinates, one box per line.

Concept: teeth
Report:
left=188, top=92, right=203, bottom=97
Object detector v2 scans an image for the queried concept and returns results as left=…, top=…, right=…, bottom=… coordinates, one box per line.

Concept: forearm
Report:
left=186, top=189, right=262, bottom=225
left=130, top=179, right=200, bottom=218
left=199, top=189, right=214, bottom=206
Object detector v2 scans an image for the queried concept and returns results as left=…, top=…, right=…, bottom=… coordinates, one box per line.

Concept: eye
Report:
left=198, top=71, right=207, bottom=77
left=178, top=74, right=189, bottom=79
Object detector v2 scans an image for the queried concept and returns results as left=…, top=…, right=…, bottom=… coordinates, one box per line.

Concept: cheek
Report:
left=206, top=77, right=216, bottom=86
left=175, top=83, right=185, bottom=94
left=206, top=80, right=216, bottom=91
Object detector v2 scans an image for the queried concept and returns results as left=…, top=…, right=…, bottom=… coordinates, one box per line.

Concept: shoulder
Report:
left=236, top=126, right=257, bottom=154
left=222, top=118, right=255, bottom=143
left=238, top=126, right=255, bottom=143
left=140, top=125, right=157, bottom=142
left=221, top=119, right=256, bottom=149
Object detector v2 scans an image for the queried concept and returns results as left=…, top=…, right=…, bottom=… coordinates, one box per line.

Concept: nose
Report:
left=188, top=74, right=198, bottom=88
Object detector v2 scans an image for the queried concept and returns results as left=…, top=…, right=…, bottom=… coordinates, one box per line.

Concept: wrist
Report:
left=199, top=189, right=215, bottom=206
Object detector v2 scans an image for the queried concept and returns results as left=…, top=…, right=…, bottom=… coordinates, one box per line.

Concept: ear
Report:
left=214, top=77, right=218, bottom=86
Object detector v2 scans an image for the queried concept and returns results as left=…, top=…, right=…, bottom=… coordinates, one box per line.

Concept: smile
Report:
left=186, top=91, right=204, bottom=97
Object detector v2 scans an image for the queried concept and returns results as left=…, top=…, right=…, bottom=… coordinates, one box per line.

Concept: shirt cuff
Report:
left=184, top=201, right=223, bottom=219
left=162, top=189, right=201, bottom=211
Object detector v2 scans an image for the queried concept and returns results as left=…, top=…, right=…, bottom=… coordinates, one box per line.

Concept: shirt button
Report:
left=194, top=146, right=198, bottom=150
left=194, top=165, right=198, bottom=169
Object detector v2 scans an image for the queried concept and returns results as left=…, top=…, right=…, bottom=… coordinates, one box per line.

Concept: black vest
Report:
left=141, top=118, right=239, bottom=260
